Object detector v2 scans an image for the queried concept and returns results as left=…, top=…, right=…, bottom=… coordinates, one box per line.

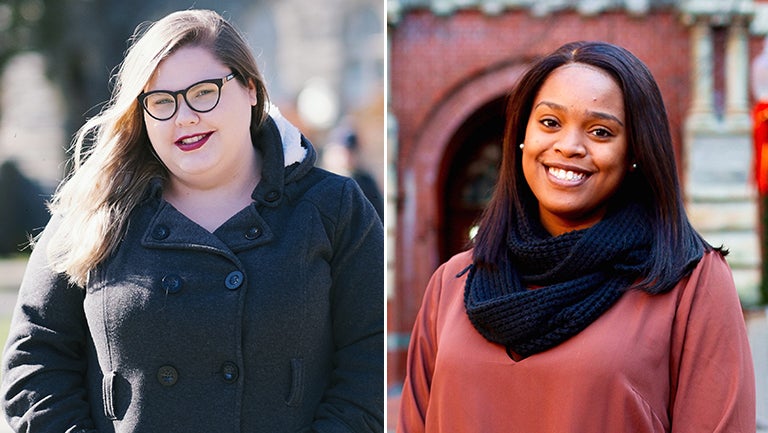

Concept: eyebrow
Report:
left=534, top=101, right=625, bottom=127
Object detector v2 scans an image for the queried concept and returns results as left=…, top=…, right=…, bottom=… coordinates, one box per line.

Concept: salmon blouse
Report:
left=397, top=250, right=755, bottom=433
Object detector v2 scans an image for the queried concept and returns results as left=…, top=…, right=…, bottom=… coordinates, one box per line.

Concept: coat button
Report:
left=265, top=191, right=280, bottom=202
left=161, top=274, right=183, bottom=294
left=225, top=271, right=244, bottom=290
left=157, top=365, right=178, bottom=386
left=244, top=227, right=262, bottom=240
left=152, top=225, right=170, bottom=240
left=220, top=362, right=239, bottom=383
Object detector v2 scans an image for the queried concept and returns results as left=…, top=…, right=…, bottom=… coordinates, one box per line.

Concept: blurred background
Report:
left=0, top=1, right=383, bottom=430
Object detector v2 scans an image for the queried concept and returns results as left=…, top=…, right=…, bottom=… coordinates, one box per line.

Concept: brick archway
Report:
left=391, top=61, right=528, bottom=384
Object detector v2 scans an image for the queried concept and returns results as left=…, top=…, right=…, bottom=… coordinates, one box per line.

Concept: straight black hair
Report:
left=472, top=41, right=714, bottom=293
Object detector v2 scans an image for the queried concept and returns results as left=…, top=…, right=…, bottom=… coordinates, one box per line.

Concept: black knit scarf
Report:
left=464, top=202, right=656, bottom=359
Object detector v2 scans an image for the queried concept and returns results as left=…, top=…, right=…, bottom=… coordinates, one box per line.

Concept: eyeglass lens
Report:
left=143, top=81, right=222, bottom=120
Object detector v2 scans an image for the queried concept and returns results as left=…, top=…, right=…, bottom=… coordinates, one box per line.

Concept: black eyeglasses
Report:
left=138, top=72, right=238, bottom=121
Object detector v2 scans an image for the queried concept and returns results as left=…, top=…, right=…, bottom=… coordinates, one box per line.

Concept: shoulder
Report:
left=291, top=168, right=368, bottom=215
left=685, top=250, right=734, bottom=291
left=291, top=167, right=347, bottom=195
left=423, top=250, right=474, bottom=299
left=286, top=168, right=381, bottom=243
left=440, top=250, right=474, bottom=277
left=673, top=249, right=740, bottom=314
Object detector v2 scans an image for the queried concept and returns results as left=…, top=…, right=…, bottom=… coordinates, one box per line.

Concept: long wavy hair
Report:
left=472, top=41, right=712, bottom=293
left=46, top=9, right=270, bottom=286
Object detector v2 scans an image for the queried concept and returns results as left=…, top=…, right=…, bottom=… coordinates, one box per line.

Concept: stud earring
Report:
left=519, top=143, right=525, bottom=150
left=631, top=163, right=638, bottom=170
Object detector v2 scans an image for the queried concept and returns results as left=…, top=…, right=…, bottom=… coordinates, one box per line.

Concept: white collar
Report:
left=268, top=104, right=306, bottom=167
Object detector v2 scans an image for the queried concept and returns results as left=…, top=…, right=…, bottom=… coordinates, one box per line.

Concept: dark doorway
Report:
left=440, top=97, right=505, bottom=263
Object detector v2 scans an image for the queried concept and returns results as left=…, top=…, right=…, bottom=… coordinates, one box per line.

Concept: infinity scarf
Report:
left=464, top=202, right=655, bottom=359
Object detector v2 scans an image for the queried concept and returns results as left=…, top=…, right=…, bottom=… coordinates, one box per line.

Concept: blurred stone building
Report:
left=388, top=0, right=768, bottom=389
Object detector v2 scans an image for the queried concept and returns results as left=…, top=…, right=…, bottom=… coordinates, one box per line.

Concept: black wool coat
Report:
left=1, top=115, right=384, bottom=433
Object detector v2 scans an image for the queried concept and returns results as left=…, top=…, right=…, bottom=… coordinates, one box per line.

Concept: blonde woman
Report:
left=1, top=10, right=383, bottom=433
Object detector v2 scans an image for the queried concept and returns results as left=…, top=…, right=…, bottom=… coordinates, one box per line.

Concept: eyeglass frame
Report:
left=138, top=72, right=239, bottom=121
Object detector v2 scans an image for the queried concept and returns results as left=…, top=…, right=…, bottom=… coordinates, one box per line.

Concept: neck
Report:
left=164, top=149, right=263, bottom=232
left=539, top=207, right=607, bottom=236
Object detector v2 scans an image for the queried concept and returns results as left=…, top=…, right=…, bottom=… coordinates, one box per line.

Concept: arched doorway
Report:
left=440, top=97, right=505, bottom=263
left=391, top=62, right=528, bottom=387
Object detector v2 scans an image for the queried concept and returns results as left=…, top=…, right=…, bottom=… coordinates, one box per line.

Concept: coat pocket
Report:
left=102, top=370, right=118, bottom=420
left=284, top=358, right=304, bottom=407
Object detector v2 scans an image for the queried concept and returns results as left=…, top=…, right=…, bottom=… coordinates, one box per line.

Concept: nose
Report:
left=174, top=95, right=199, bottom=126
left=552, top=128, right=586, bottom=157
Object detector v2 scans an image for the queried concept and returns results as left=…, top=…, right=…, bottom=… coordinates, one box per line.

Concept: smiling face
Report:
left=521, top=63, right=629, bottom=236
left=143, top=45, right=258, bottom=192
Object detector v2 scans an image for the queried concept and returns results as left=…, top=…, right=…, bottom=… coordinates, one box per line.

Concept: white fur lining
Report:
left=268, top=104, right=307, bottom=167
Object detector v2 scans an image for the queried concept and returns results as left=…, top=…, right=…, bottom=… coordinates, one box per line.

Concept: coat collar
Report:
left=250, top=105, right=316, bottom=207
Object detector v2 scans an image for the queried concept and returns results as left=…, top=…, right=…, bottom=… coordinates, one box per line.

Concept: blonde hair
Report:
left=47, top=9, right=269, bottom=286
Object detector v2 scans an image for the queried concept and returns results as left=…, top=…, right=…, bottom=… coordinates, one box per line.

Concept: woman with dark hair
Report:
left=397, top=41, right=754, bottom=432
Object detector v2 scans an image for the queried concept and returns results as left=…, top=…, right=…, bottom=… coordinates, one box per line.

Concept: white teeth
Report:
left=549, top=167, right=585, bottom=182
left=181, top=134, right=205, bottom=144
